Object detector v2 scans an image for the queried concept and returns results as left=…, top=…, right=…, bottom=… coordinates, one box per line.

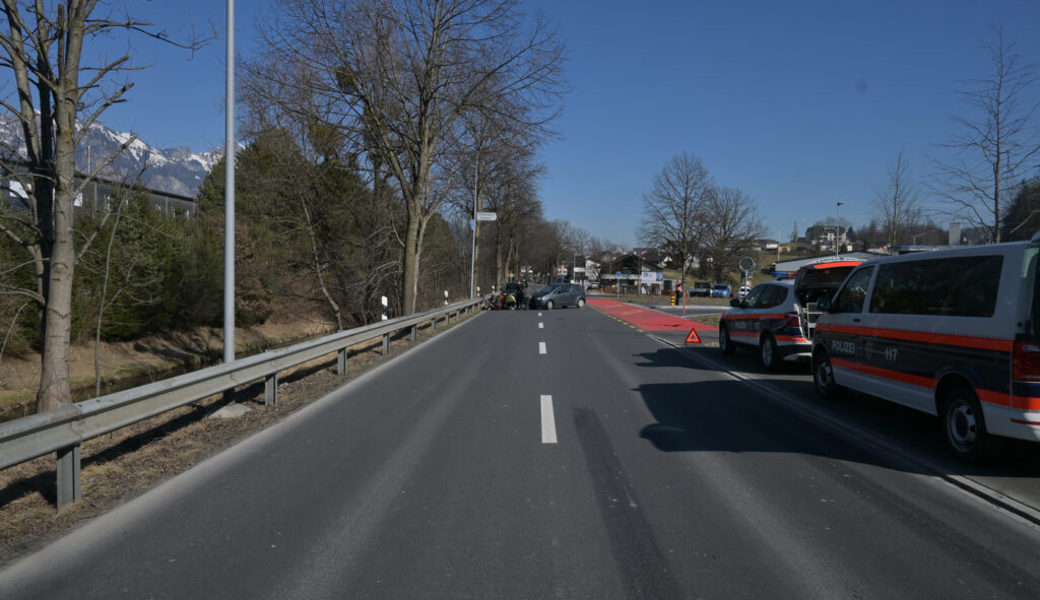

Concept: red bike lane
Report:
left=586, top=298, right=718, bottom=334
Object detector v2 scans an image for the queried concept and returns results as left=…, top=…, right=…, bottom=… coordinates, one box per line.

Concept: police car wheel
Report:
left=719, top=323, right=735, bottom=355
left=545, top=300, right=553, bottom=310
left=942, top=388, right=1003, bottom=462
left=812, top=349, right=843, bottom=400
left=577, top=298, right=585, bottom=308
left=760, top=335, right=778, bottom=370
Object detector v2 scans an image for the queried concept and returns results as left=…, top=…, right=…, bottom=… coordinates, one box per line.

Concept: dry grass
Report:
left=0, top=314, right=475, bottom=567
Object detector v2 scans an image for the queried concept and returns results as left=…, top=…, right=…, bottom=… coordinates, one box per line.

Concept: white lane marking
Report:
left=538, top=322, right=544, bottom=329
left=538, top=312, right=543, bottom=317
left=541, top=395, right=558, bottom=444
left=539, top=341, right=547, bottom=354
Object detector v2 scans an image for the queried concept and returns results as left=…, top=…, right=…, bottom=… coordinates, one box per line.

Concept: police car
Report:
left=719, top=280, right=810, bottom=369
left=811, top=238, right=1040, bottom=461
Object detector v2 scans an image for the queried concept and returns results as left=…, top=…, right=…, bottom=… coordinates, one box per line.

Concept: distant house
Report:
left=805, top=224, right=857, bottom=253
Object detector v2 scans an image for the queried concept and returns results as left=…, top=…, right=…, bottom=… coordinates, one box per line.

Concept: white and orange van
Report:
left=812, top=238, right=1040, bottom=461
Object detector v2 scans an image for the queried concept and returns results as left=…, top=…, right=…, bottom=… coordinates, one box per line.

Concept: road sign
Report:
left=475, top=211, right=497, bottom=221
left=739, top=256, right=755, bottom=272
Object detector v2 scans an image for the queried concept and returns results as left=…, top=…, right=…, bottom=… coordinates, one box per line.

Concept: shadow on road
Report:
left=630, top=345, right=1040, bottom=483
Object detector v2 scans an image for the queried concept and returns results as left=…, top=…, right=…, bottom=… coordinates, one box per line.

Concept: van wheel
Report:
left=545, top=300, right=554, bottom=310
left=942, top=387, right=1003, bottom=462
left=577, top=298, right=585, bottom=308
left=719, top=323, right=735, bottom=355
left=812, top=349, right=843, bottom=400
left=760, top=334, right=778, bottom=370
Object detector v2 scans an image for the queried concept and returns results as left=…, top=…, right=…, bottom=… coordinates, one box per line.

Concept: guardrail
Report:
left=0, top=298, right=483, bottom=508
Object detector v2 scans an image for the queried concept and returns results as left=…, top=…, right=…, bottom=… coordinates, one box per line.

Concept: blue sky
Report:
left=96, top=1, right=1040, bottom=247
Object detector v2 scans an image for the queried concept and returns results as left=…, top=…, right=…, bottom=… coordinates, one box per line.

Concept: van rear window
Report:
left=869, top=255, right=1002, bottom=317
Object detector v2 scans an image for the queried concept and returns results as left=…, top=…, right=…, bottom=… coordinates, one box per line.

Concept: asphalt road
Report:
left=2, top=307, right=1040, bottom=599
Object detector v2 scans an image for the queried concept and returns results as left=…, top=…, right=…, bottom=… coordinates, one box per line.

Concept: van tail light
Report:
left=1012, top=340, right=1040, bottom=381
left=785, top=312, right=801, bottom=328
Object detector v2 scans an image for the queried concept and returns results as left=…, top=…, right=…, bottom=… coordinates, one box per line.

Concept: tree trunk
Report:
left=37, top=137, right=78, bottom=412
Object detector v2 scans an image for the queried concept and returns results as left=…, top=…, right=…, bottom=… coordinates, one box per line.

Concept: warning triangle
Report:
left=685, top=328, right=701, bottom=343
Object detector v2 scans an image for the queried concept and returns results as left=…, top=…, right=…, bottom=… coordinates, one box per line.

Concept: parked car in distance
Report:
left=711, top=283, right=733, bottom=298
left=530, top=283, right=586, bottom=309
left=719, top=280, right=809, bottom=369
left=690, top=281, right=713, bottom=297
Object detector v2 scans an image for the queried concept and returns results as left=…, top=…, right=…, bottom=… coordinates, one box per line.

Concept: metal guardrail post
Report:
left=56, top=444, right=81, bottom=509
left=265, top=373, right=278, bottom=406
left=337, top=348, right=347, bottom=375
left=411, top=324, right=417, bottom=341
left=432, top=317, right=438, bottom=332
left=382, top=332, right=390, bottom=355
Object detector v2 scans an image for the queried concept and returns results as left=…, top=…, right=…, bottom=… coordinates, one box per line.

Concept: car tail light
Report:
left=785, top=312, right=801, bottom=328
left=1013, top=340, right=1040, bottom=381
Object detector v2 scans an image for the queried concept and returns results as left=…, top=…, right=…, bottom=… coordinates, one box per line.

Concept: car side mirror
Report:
left=729, top=298, right=741, bottom=308
left=817, top=296, right=833, bottom=312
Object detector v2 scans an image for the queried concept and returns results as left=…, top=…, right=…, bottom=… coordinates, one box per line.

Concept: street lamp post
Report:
left=835, top=201, right=845, bottom=257
left=224, top=0, right=235, bottom=365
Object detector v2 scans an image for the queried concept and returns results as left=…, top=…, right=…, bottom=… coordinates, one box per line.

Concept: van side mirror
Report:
left=729, top=298, right=741, bottom=308
left=817, top=296, right=832, bottom=312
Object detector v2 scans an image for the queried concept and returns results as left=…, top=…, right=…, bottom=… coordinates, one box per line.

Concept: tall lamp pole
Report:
left=835, top=201, right=845, bottom=257
left=223, top=0, right=235, bottom=364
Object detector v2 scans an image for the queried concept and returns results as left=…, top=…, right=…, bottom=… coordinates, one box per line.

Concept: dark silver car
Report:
left=530, top=283, right=586, bottom=309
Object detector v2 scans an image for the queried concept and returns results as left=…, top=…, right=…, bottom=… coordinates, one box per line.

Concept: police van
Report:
left=811, top=237, right=1040, bottom=461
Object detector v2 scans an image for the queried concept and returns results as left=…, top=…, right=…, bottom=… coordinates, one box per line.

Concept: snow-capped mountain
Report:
left=1, top=116, right=222, bottom=198
left=76, top=123, right=222, bottom=197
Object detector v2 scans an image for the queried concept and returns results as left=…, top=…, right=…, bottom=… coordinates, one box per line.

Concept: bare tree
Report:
left=0, top=2, right=204, bottom=412
left=872, top=150, right=923, bottom=246
left=639, top=152, right=713, bottom=291
left=933, top=28, right=1040, bottom=243
left=252, top=0, right=565, bottom=314
left=700, top=187, right=765, bottom=281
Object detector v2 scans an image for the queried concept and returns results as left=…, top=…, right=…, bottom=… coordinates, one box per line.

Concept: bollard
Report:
left=381, top=295, right=388, bottom=321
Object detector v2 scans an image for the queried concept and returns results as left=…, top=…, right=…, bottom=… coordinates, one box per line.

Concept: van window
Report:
left=869, top=255, right=1002, bottom=317
left=833, top=266, right=874, bottom=313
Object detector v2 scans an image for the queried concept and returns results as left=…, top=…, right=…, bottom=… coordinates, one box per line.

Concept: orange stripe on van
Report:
left=817, top=324, right=1012, bottom=353
left=1011, top=396, right=1040, bottom=411
left=976, top=389, right=1013, bottom=408
left=831, top=358, right=1032, bottom=409
left=831, top=358, right=935, bottom=389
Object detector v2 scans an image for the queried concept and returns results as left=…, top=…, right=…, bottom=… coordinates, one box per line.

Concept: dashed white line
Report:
left=540, top=395, right=558, bottom=444
left=538, top=322, right=544, bottom=329
left=539, top=341, right=547, bottom=354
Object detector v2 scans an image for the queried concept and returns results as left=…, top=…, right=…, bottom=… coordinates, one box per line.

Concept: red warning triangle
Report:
left=685, top=328, right=701, bottom=343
